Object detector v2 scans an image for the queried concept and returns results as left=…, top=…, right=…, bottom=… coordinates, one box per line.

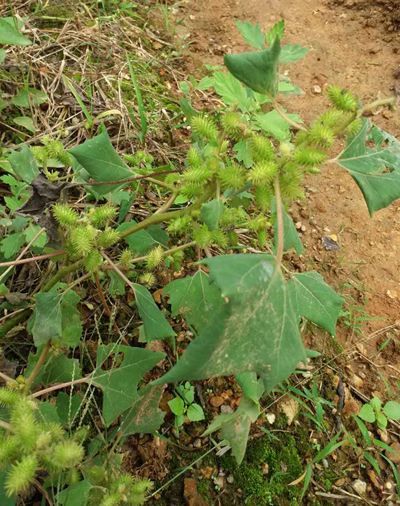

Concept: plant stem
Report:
left=0, top=371, right=14, bottom=383
left=71, top=168, right=179, bottom=187
left=272, top=99, right=307, bottom=132
left=119, top=183, right=215, bottom=240
left=30, top=376, right=89, bottom=399
left=359, top=96, right=396, bottom=116
left=274, top=175, right=284, bottom=269
left=24, top=340, right=51, bottom=395
left=0, top=420, right=12, bottom=432
left=154, top=190, right=178, bottom=215
left=0, top=249, right=67, bottom=269
left=146, top=177, right=175, bottom=191
left=0, top=309, right=31, bottom=340
left=41, top=259, right=85, bottom=293
left=129, top=241, right=197, bottom=264
left=101, top=252, right=135, bottom=292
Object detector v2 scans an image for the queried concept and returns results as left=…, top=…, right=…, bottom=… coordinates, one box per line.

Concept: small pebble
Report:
left=193, top=439, right=202, bottom=448
left=266, top=413, right=276, bottom=425
left=295, top=221, right=302, bottom=229
left=312, top=85, right=322, bottom=94
left=220, top=405, right=234, bottom=414
left=227, top=475, right=234, bottom=484
left=322, top=459, right=329, bottom=469
left=301, top=225, right=307, bottom=232
left=385, top=481, right=393, bottom=490
left=352, top=479, right=367, bottom=495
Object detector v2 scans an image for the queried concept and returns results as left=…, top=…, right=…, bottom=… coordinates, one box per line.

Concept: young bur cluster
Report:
left=52, top=203, right=120, bottom=272
left=0, top=387, right=85, bottom=497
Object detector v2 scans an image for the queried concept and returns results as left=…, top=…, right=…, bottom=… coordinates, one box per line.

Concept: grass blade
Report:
left=127, top=56, right=148, bottom=144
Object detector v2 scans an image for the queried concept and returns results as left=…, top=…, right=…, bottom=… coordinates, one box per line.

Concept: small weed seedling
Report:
left=357, top=396, right=400, bottom=430
left=168, top=382, right=205, bottom=433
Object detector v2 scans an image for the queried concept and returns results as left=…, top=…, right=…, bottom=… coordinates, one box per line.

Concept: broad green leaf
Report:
left=69, top=130, right=133, bottom=196
left=168, top=396, right=185, bottom=416
left=236, top=372, right=264, bottom=404
left=91, top=344, right=164, bottom=426
left=376, top=412, right=387, bottom=430
left=11, top=88, right=48, bottom=107
left=212, top=71, right=252, bottom=110
left=187, top=403, right=205, bottom=422
left=107, top=270, right=126, bottom=296
left=383, top=401, right=400, bottom=420
left=224, top=37, right=281, bottom=96
left=337, top=119, right=400, bottom=215
left=233, top=139, right=253, bottom=168
left=155, top=255, right=306, bottom=393
left=8, top=145, right=39, bottom=183
left=12, top=116, right=35, bottom=133
left=33, top=293, right=63, bottom=346
left=370, top=396, right=382, bottom=412
left=0, top=470, right=15, bottom=506
left=196, top=76, right=214, bottom=91
left=358, top=404, right=375, bottom=423
left=25, top=352, right=82, bottom=388
left=121, top=384, right=165, bottom=436
left=280, top=44, right=310, bottom=64
left=278, top=81, right=304, bottom=96
left=61, top=291, right=82, bottom=348
left=56, top=392, right=83, bottom=427
left=272, top=203, right=303, bottom=255
left=203, top=396, right=260, bottom=464
left=119, top=221, right=169, bottom=254
left=265, top=20, right=285, bottom=46
left=24, top=224, right=47, bottom=250
left=57, top=480, right=92, bottom=506
left=287, top=272, right=343, bottom=336
left=256, top=109, right=303, bottom=141
left=36, top=401, right=60, bottom=424
left=132, top=284, right=175, bottom=341
left=0, top=18, right=31, bottom=46
left=236, top=20, right=265, bottom=50
left=0, top=232, right=25, bottom=259
left=199, top=199, right=225, bottom=230
left=164, top=270, right=223, bottom=333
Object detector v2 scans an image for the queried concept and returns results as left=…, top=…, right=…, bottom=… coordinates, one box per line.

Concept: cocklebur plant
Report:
left=1, top=17, right=399, bottom=505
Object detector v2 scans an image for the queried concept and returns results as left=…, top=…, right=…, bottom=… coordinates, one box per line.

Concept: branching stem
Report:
left=24, top=340, right=51, bottom=395
left=272, top=99, right=307, bottom=132
left=30, top=376, right=89, bottom=399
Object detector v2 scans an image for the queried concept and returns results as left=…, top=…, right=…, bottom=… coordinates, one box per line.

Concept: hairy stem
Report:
left=272, top=99, right=307, bottom=132
left=129, top=241, right=196, bottom=264
left=119, top=183, right=216, bottom=240
left=24, top=340, right=51, bottom=395
left=0, top=371, right=14, bottom=383
left=359, top=96, right=396, bottom=116
left=0, top=420, right=12, bottom=432
left=154, top=190, right=178, bottom=215
left=274, top=175, right=284, bottom=269
left=71, top=168, right=179, bottom=187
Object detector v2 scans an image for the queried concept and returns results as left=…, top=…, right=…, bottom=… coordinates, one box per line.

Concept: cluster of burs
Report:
left=0, top=387, right=152, bottom=505
left=164, top=85, right=360, bottom=249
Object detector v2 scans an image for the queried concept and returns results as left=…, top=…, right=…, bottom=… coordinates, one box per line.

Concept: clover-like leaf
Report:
left=383, top=401, right=400, bottom=421
left=358, top=404, right=375, bottom=423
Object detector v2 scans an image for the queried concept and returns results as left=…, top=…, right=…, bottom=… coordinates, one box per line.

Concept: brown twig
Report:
left=0, top=250, right=67, bottom=268
left=30, top=376, right=89, bottom=399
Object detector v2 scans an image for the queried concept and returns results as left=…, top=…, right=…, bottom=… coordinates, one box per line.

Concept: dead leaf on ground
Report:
left=278, top=396, right=299, bottom=425
left=184, top=478, right=209, bottom=506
